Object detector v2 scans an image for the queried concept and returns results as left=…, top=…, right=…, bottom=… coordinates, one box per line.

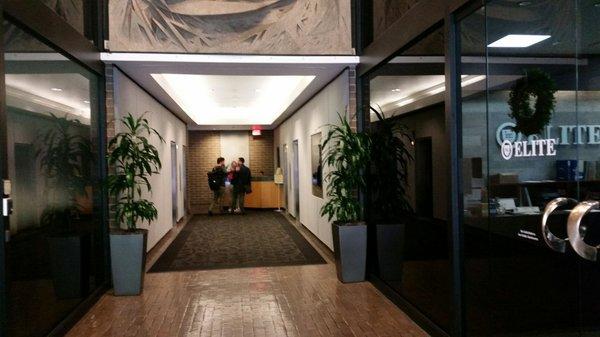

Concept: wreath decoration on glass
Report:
left=508, top=68, right=557, bottom=136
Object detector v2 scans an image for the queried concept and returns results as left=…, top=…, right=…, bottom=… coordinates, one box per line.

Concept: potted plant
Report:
left=369, top=106, right=413, bottom=281
left=37, top=113, right=93, bottom=299
left=321, top=113, right=371, bottom=283
left=107, top=113, right=163, bottom=296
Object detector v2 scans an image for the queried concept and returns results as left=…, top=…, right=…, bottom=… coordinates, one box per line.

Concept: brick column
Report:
left=105, top=65, right=117, bottom=227
left=187, top=131, right=221, bottom=213
left=348, top=66, right=358, bottom=132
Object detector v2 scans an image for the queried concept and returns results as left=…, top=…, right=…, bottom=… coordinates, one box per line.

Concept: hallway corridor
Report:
left=67, top=214, right=428, bottom=337
left=149, top=212, right=325, bottom=272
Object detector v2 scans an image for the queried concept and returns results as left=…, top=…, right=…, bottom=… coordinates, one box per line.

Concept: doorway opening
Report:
left=292, top=139, right=300, bottom=219
left=171, top=141, right=178, bottom=225
left=282, top=144, right=289, bottom=211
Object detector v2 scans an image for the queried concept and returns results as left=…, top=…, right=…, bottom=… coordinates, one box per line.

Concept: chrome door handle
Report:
left=567, top=200, right=600, bottom=261
left=541, top=197, right=576, bottom=252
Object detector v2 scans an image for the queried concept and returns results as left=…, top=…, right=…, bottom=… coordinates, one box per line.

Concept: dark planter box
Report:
left=376, top=223, right=406, bottom=281
left=47, top=233, right=91, bottom=299
left=333, top=222, right=367, bottom=283
left=109, top=229, right=147, bottom=296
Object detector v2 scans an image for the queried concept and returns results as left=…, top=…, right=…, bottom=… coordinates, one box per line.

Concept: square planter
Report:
left=47, top=233, right=91, bottom=299
left=332, top=222, right=367, bottom=283
left=110, top=229, right=147, bottom=296
left=376, top=223, right=406, bottom=281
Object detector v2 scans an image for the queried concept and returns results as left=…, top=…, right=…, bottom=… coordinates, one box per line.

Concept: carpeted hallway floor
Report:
left=149, top=211, right=325, bottom=272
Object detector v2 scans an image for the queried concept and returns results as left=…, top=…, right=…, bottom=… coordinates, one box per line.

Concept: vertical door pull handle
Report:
left=541, top=197, right=576, bottom=252
left=567, top=200, right=600, bottom=261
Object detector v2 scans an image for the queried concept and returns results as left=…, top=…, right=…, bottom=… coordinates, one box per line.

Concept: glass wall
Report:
left=3, top=21, right=105, bottom=336
left=368, top=25, right=452, bottom=333
left=460, top=1, right=600, bottom=336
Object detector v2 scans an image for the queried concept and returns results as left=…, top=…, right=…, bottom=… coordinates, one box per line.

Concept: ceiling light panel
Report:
left=151, top=74, right=315, bottom=125
left=488, top=34, right=551, bottom=48
left=5, top=73, right=91, bottom=119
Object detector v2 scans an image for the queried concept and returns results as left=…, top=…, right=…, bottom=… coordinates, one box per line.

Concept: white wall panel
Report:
left=113, top=68, right=188, bottom=251
left=220, top=131, right=250, bottom=167
left=274, top=70, right=349, bottom=250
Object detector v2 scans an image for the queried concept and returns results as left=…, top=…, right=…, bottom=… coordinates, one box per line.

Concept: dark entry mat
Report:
left=149, top=211, right=326, bottom=272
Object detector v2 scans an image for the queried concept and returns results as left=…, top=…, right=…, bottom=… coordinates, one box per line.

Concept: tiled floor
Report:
left=67, top=215, right=429, bottom=337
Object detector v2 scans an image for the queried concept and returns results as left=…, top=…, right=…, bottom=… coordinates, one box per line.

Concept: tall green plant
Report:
left=369, top=106, right=413, bottom=222
left=37, top=113, right=92, bottom=234
left=320, top=113, right=371, bottom=223
left=107, top=113, right=164, bottom=231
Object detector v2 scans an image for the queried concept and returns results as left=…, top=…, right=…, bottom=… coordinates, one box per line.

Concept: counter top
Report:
left=252, top=176, right=274, bottom=182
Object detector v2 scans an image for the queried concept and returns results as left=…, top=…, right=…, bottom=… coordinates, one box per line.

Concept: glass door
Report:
left=574, top=1, right=600, bottom=335
left=2, top=20, right=105, bottom=336
left=459, top=1, right=600, bottom=336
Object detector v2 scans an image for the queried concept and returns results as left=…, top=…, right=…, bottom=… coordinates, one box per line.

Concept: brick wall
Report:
left=187, top=131, right=221, bottom=213
left=187, top=130, right=274, bottom=213
left=105, top=65, right=116, bottom=228
left=249, top=130, right=274, bottom=177
left=348, top=66, right=359, bottom=131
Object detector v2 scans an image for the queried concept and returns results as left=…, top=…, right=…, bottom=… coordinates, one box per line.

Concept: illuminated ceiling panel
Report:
left=151, top=74, right=315, bottom=125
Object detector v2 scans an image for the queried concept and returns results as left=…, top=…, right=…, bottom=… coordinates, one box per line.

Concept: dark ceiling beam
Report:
left=359, top=0, right=476, bottom=77
left=4, top=0, right=102, bottom=75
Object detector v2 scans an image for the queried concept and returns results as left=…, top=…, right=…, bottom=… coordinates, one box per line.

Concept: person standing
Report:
left=208, top=157, right=227, bottom=215
left=227, top=160, right=238, bottom=183
left=227, top=160, right=238, bottom=212
left=231, top=157, right=252, bottom=214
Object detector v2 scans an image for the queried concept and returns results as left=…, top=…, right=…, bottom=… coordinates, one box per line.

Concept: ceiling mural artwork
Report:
left=372, top=0, right=419, bottom=40
left=109, top=0, right=352, bottom=54
left=5, top=0, right=84, bottom=52
left=43, top=0, right=85, bottom=34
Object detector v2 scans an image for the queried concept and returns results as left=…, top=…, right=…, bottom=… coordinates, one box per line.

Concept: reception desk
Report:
left=245, top=179, right=284, bottom=209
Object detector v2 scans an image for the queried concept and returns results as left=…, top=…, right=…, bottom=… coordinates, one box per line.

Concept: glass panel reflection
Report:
left=576, top=1, right=600, bottom=335
left=4, top=21, right=103, bottom=337
left=459, top=7, right=490, bottom=336
left=368, top=25, right=451, bottom=332
left=460, top=1, right=600, bottom=335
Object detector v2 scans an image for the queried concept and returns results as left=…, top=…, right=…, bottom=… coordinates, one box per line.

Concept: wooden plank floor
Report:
left=67, top=215, right=429, bottom=337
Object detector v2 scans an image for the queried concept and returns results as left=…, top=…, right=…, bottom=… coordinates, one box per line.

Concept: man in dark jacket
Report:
left=231, top=157, right=252, bottom=214
left=208, top=157, right=226, bottom=215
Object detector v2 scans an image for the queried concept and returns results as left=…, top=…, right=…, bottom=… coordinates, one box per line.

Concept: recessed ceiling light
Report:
left=391, top=88, right=401, bottom=92
left=151, top=74, right=315, bottom=125
left=83, top=100, right=90, bottom=104
left=50, top=87, right=63, bottom=92
left=488, top=34, right=551, bottom=48
left=518, top=1, right=532, bottom=6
